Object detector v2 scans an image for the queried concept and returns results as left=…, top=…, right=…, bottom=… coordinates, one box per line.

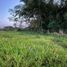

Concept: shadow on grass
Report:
left=52, top=35, right=67, bottom=49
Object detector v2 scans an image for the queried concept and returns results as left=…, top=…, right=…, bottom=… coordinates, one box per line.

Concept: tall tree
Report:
left=9, top=0, right=67, bottom=33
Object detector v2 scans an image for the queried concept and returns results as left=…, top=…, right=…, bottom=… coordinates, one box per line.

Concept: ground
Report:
left=0, top=31, right=67, bottom=67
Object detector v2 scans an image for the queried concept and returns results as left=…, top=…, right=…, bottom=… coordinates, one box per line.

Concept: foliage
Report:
left=0, top=31, right=67, bottom=67
left=3, top=26, right=14, bottom=31
left=9, top=0, right=67, bottom=33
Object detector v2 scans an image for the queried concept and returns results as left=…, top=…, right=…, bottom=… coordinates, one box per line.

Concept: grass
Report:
left=0, top=31, right=67, bottom=67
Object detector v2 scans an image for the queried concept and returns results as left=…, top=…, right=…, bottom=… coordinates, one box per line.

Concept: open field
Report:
left=0, top=31, right=67, bottom=67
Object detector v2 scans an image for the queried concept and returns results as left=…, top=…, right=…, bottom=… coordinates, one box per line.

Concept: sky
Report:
left=0, top=0, right=20, bottom=28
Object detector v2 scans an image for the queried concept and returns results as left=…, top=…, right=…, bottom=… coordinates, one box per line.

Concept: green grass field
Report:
left=0, top=31, right=67, bottom=67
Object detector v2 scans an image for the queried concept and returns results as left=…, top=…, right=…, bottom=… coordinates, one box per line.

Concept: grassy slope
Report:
left=0, top=31, right=67, bottom=67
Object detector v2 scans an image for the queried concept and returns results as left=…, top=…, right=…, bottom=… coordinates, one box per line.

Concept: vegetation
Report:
left=0, top=31, right=67, bottom=67
left=9, top=0, right=67, bottom=33
left=0, top=0, right=66, bottom=67
left=3, top=26, right=14, bottom=31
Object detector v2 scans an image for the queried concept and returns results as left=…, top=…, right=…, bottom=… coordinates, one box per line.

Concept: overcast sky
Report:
left=0, top=0, right=20, bottom=28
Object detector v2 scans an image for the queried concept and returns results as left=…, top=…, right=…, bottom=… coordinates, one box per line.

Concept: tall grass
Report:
left=0, top=31, right=67, bottom=67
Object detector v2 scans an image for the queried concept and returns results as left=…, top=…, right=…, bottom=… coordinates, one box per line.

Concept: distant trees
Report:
left=3, top=26, right=14, bottom=31
left=9, top=0, right=67, bottom=33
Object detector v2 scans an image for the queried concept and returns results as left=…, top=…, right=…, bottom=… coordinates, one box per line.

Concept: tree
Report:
left=9, top=0, right=67, bottom=33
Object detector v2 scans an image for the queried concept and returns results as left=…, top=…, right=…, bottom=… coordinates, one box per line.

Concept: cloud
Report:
left=0, top=19, right=13, bottom=28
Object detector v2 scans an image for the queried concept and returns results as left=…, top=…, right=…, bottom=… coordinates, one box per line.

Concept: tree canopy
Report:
left=9, top=0, right=67, bottom=33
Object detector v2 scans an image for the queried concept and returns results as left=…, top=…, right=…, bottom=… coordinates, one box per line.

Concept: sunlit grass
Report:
left=0, top=31, right=67, bottom=67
